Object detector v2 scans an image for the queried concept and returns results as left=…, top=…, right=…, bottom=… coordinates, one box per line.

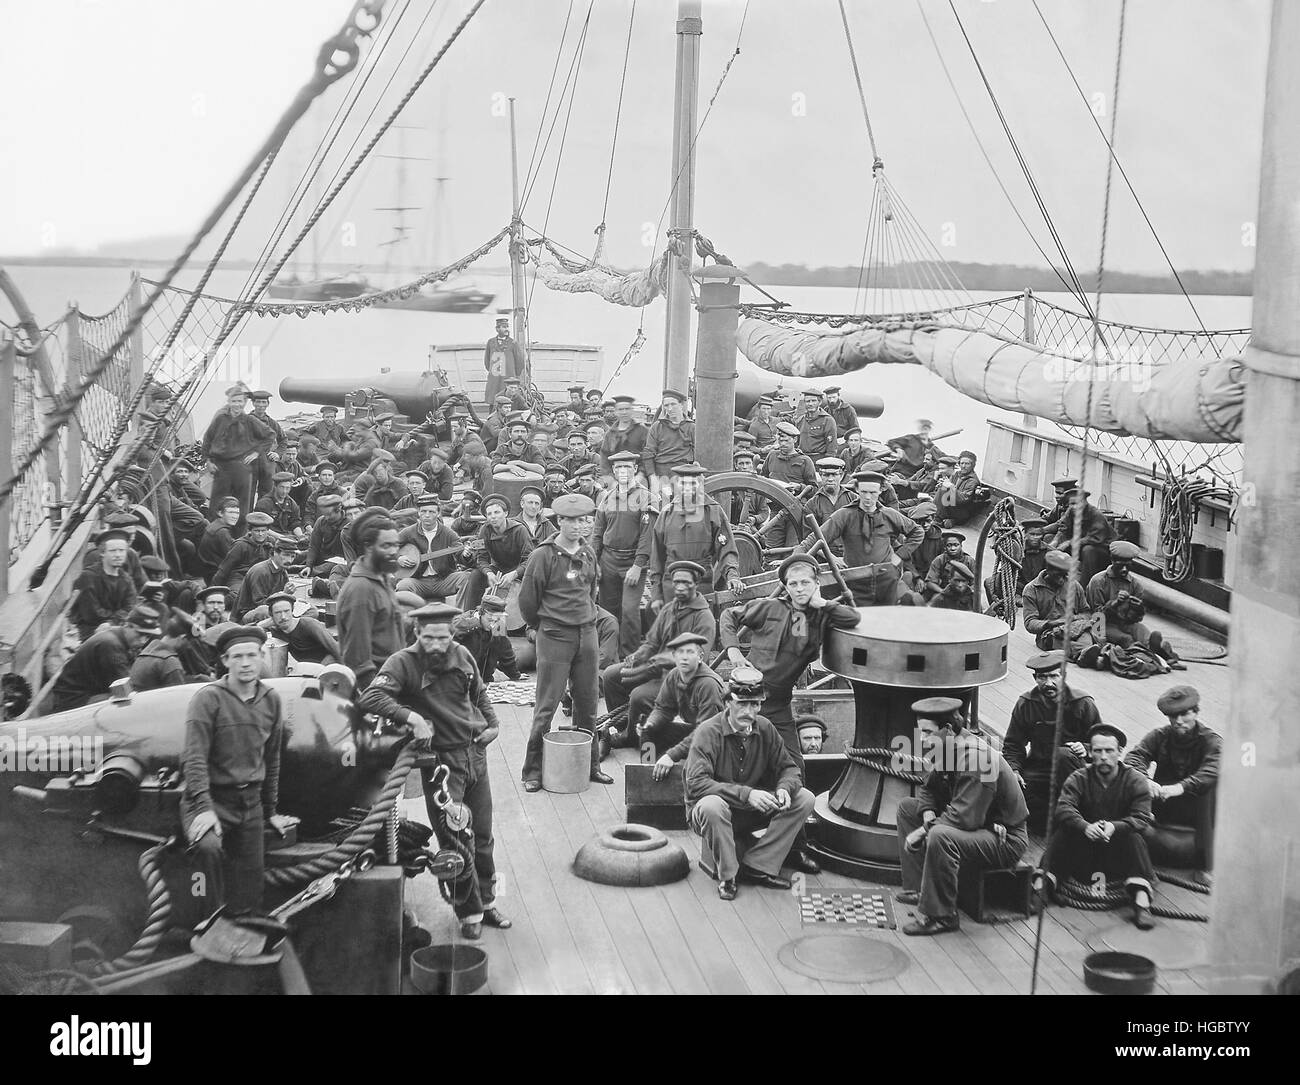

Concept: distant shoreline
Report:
left=0, top=255, right=1254, bottom=297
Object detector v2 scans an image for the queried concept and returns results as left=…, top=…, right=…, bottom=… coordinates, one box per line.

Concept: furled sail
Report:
left=533, top=251, right=669, bottom=307
left=736, top=318, right=1245, bottom=443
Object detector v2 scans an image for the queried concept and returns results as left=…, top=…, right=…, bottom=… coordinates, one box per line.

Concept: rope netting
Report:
left=739, top=289, right=1249, bottom=488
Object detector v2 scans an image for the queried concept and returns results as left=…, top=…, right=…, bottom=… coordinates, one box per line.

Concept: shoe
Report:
left=523, top=780, right=542, bottom=793
left=1030, top=868, right=1057, bottom=901
left=1079, top=644, right=1102, bottom=669
left=590, top=771, right=614, bottom=785
left=1133, top=904, right=1155, bottom=930
left=903, top=914, right=960, bottom=936
left=482, top=907, right=512, bottom=930
left=894, top=889, right=920, bottom=906
left=1194, top=870, right=1214, bottom=889
left=737, top=866, right=791, bottom=891
left=561, top=694, right=573, bottom=718
left=460, top=920, right=482, bottom=940
left=718, top=879, right=738, bottom=901
left=597, top=732, right=611, bottom=761
left=697, top=859, right=718, bottom=880
left=788, top=848, right=821, bottom=875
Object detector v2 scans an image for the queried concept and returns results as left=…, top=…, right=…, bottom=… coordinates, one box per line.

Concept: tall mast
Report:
left=1209, top=0, right=1300, bottom=993
left=508, top=98, right=530, bottom=374
left=663, top=0, right=702, bottom=393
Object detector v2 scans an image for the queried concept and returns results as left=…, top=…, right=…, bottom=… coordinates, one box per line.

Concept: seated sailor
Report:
left=1123, top=685, right=1219, bottom=886
left=1039, top=722, right=1158, bottom=930
left=685, top=667, right=817, bottom=901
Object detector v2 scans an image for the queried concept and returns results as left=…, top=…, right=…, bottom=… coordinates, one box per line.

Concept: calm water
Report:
left=6, top=264, right=1253, bottom=460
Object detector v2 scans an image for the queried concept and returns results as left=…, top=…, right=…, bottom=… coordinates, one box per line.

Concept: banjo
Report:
left=396, top=539, right=477, bottom=577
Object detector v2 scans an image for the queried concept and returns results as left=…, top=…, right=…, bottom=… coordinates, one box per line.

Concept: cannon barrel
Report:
left=734, top=363, right=884, bottom=420
left=279, top=373, right=462, bottom=418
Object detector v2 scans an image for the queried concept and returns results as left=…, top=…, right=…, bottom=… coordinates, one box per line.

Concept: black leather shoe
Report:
left=894, top=889, right=920, bottom=906
left=590, top=770, right=614, bottom=785
left=737, top=866, right=791, bottom=890
left=789, top=848, right=821, bottom=875
left=903, top=914, right=960, bottom=936
left=523, top=780, right=542, bottom=793
left=460, top=920, right=482, bottom=940
left=718, top=879, right=738, bottom=901
left=482, top=907, right=512, bottom=930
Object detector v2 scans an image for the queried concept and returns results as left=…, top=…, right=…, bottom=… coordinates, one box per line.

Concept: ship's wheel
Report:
left=703, top=472, right=810, bottom=577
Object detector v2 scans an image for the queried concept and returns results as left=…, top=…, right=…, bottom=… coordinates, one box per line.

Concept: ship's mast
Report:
left=508, top=98, right=530, bottom=378
left=663, top=0, right=702, bottom=393
left=1209, top=0, right=1300, bottom=993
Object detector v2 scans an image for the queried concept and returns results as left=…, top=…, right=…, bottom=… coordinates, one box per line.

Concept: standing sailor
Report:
left=647, top=463, right=742, bottom=606
left=796, top=389, right=837, bottom=458
left=359, top=603, right=512, bottom=940
left=592, top=451, right=657, bottom=658
left=201, top=385, right=277, bottom=521
left=823, top=386, right=858, bottom=440
left=517, top=493, right=612, bottom=791
left=641, top=390, right=696, bottom=492
left=335, top=510, right=404, bottom=690
left=483, top=317, right=526, bottom=406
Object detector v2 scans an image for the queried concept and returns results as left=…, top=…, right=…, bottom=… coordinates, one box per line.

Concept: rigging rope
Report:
left=837, top=0, right=881, bottom=162
left=593, top=0, right=639, bottom=267
left=3, top=0, right=391, bottom=509
left=1032, top=0, right=1128, bottom=998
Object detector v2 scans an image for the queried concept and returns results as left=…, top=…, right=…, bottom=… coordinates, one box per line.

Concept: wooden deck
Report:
left=400, top=604, right=1226, bottom=995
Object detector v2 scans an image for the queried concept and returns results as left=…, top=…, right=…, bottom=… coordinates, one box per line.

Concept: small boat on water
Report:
left=372, top=281, right=495, bottom=313
left=266, top=273, right=373, bottom=302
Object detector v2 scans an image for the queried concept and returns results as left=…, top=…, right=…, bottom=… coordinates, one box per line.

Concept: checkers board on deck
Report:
left=798, top=890, right=896, bottom=929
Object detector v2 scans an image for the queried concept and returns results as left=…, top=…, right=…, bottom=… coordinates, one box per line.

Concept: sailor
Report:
left=130, top=609, right=196, bottom=691
left=886, top=418, right=942, bottom=471
left=728, top=448, right=765, bottom=529
left=894, top=697, right=1029, bottom=936
left=592, top=450, right=657, bottom=657
left=569, top=462, right=601, bottom=502
left=1040, top=475, right=1078, bottom=527
left=462, top=494, right=535, bottom=610
left=889, top=450, right=940, bottom=503
left=169, top=457, right=210, bottom=515
left=746, top=395, right=779, bottom=451
left=181, top=625, right=296, bottom=919
left=1048, top=488, right=1116, bottom=582
left=795, top=716, right=828, bottom=755
left=82, top=509, right=148, bottom=589
left=302, top=493, right=347, bottom=576
left=1022, top=550, right=1103, bottom=667
left=800, top=470, right=923, bottom=606
left=358, top=603, right=512, bottom=939
left=201, top=384, right=277, bottom=520
left=303, top=463, right=345, bottom=524
left=71, top=527, right=139, bottom=641
left=1039, top=722, right=1158, bottom=930
left=353, top=452, right=409, bottom=511
left=303, top=404, right=346, bottom=453
left=1002, top=650, right=1100, bottom=830
left=686, top=667, right=816, bottom=901
left=806, top=457, right=855, bottom=531
left=480, top=393, right=514, bottom=453
left=335, top=509, right=404, bottom=690
left=1124, top=685, right=1219, bottom=886
left=517, top=485, right=556, bottom=545
left=247, top=390, right=288, bottom=503
left=601, top=559, right=716, bottom=748
left=598, top=394, right=648, bottom=472
left=820, top=386, right=856, bottom=439
left=841, top=428, right=870, bottom=476
left=52, top=606, right=162, bottom=711
left=503, top=376, right=530, bottom=412
left=417, top=446, right=457, bottom=499
left=647, top=463, right=742, bottom=606
left=923, top=531, right=976, bottom=609
left=762, top=421, right=817, bottom=487
left=641, top=389, right=696, bottom=490
left=517, top=492, right=612, bottom=791
left=234, top=536, right=298, bottom=622
left=253, top=471, right=304, bottom=540
left=490, top=418, right=543, bottom=474
left=139, top=554, right=194, bottom=613
left=261, top=592, right=339, bottom=665
left=483, top=318, right=526, bottom=405
left=451, top=595, right=522, bottom=682
left=1086, top=540, right=1184, bottom=667
left=280, top=438, right=312, bottom=512
left=393, top=494, right=472, bottom=604
left=719, top=554, right=858, bottom=874
left=638, top=631, right=727, bottom=766
left=213, top=510, right=274, bottom=599
left=938, top=451, right=992, bottom=527
left=796, top=388, right=838, bottom=458
left=448, top=490, right=486, bottom=536
left=903, top=501, right=943, bottom=592
left=195, top=586, right=234, bottom=630
left=541, top=463, right=570, bottom=504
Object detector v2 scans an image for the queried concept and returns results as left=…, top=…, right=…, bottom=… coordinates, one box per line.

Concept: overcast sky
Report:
left=0, top=0, right=1271, bottom=273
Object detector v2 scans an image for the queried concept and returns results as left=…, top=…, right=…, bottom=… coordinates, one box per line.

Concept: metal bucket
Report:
left=542, top=729, right=593, bottom=794
left=409, top=944, right=489, bottom=995
left=262, top=641, right=289, bottom=678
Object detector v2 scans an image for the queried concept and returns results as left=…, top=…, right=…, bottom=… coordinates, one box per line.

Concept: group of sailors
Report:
left=47, top=371, right=1205, bottom=939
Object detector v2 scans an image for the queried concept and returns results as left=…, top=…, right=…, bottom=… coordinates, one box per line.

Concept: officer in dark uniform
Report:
left=181, top=625, right=296, bottom=919
left=359, top=602, right=512, bottom=939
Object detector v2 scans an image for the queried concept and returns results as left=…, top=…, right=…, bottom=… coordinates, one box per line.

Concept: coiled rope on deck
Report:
left=82, top=841, right=174, bottom=977
left=1054, top=875, right=1208, bottom=922
left=844, top=745, right=926, bottom=785
left=983, top=498, right=1024, bottom=626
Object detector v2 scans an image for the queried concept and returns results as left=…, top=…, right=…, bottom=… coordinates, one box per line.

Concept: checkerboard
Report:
left=798, top=890, right=896, bottom=929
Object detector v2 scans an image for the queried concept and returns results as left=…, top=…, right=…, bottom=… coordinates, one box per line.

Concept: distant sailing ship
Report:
left=266, top=272, right=372, bottom=302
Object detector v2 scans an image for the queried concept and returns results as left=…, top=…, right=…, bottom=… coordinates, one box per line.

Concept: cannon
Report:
left=279, top=372, right=464, bottom=419
left=734, top=361, right=884, bottom=420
